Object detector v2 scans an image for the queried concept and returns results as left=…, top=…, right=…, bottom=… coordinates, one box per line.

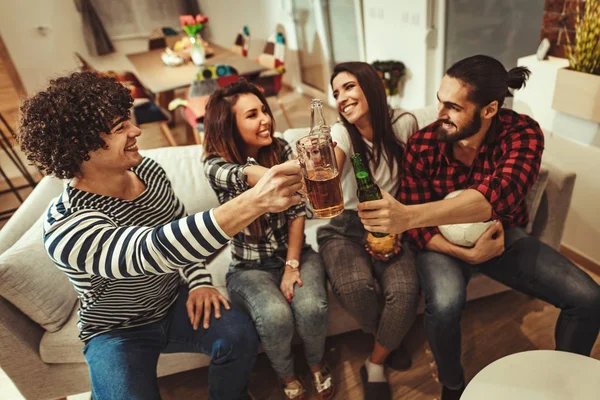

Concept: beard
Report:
left=437, top=110, right=482, bottom=143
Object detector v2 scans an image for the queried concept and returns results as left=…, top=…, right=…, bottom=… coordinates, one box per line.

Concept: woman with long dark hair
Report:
left=316, top=62, right=420, bottom=399
left=203, top=79, right=333, bottom=400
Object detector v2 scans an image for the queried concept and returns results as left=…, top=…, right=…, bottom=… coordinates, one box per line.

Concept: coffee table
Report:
left=462, top=350, right=600, bottom=400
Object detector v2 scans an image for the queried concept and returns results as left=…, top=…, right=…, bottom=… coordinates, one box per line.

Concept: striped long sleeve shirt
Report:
left=43, top=157, right=230, bottom=341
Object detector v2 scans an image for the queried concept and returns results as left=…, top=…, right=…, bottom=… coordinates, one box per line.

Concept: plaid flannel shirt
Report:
left=399, top=109, right=545, bottom=249
left=203, top=138, right=306, bottom=265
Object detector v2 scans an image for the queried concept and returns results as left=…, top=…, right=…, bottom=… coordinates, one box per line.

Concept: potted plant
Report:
left=552, top=0, right=600, bottom=123
left=371, top=61, right=406, bottom=108
left=179, top=14, right=209, bottom=65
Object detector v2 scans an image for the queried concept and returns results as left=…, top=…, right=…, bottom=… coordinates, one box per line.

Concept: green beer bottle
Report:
left=350, top=153, right=387, bottom=238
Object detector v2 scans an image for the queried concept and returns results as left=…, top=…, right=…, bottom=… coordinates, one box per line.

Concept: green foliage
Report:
left=566, top=0, right=600, bottom=75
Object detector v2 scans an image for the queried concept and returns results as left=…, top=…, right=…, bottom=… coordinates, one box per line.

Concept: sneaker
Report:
left=385, top=343, right=412, bottom=371
left=360, top=365, right=391, bottom=400
left=282, top=379, right=305, bottom=400
left=312, top=365, right=334, bottom=399
left=441, top=383, right=465, bottom=400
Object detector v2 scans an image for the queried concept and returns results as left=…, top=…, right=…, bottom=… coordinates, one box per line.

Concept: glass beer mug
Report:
left=296, top=99, right=344, bottom=219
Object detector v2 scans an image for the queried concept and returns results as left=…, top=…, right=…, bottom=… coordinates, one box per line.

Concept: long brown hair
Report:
left=203, top=78, right=281, bottom=238
left=331, top=62, right=408, bottom=177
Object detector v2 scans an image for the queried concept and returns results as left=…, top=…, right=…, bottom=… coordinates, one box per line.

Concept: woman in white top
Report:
left=316, top=62, right=420, bottom=400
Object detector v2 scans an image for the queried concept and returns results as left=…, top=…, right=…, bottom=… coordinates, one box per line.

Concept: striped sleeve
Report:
left=44, top=208, right=230, bottom=284
left=181, top=263, right=211, bottom=290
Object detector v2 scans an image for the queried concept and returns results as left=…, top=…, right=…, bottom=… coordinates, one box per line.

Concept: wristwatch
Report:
left=285, top=259, right=300, bottom=270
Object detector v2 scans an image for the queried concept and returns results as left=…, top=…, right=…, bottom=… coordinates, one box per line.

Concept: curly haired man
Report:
left=17, top=71, right=305, bottom=400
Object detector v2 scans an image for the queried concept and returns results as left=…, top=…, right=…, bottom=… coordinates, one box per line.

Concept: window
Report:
left=93, top=0, right=185, bottom=39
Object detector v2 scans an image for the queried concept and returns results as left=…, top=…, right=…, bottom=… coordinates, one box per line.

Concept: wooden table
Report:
left=126, top=42, right=267, bottom=93
left=462, top=350, right=600, bottom=400
left=127, top=42, right=267, bottom=144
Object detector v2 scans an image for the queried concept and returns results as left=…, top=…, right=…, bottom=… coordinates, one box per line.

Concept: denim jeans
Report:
left=417, top=228, right=600, bottom=389
left=83, top=285, right=259, bottom=400
left=226, top=247, right=328, bottom=379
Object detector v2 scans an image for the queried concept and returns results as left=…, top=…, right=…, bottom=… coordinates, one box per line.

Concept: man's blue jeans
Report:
left=83, top=285, right=259, bottom=400
left=417, top=228, right=600, bottom=389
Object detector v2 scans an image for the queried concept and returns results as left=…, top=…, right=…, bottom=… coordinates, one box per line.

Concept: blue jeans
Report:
left=417, top=228, right=600, bottom=389
left=226, top=248, right=328, bottom=378
left=83, top=285, right=259, bottom=400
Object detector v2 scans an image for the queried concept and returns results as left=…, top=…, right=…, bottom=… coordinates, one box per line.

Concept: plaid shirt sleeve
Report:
left=280, top=139, right=307, bottom=220
left=203, top=156, right=259, bottom=197
left=470, top=118, right=544, bottom=223
left=398, top=131, right=441, bottom=249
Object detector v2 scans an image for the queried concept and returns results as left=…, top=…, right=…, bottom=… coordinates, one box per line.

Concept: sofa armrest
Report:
left=0, top=176, right=64, bottom=255
left=0, top=296, right=46, bottom=396
left=530, top=159, right=576, bottom=250
left=0, top=297, right=91, bottom=399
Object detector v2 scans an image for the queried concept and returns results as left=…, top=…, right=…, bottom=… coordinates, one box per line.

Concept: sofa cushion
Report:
left=282, top=128, right=310, bottom=150
left=0, top=176, right=64, bottom=255
left=524, top=166, right=549, bottom=234
left=0, top=214, right=77, bottom=332
left=139, top=145, right=220, bottom=214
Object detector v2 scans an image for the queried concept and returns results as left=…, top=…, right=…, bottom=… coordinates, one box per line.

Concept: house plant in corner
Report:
left=552, top=0, right=600, bottom=123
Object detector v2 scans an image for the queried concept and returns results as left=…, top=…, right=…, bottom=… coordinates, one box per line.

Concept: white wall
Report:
left=0, top=0, right=301, bottom=95
left=362, top=0, right=444, bottom=110
left=514, top=55, right=600, bottom=265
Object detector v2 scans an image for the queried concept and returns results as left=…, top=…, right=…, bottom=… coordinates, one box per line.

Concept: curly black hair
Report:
left=17, top=71, right=133, bottom=179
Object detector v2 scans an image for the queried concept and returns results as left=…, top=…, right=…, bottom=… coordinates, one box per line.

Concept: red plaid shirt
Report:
left=399, top=109, right=545, bottom=249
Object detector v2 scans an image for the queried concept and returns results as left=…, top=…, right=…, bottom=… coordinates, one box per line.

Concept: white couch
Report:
left=0, top=124, right=576, bottom=399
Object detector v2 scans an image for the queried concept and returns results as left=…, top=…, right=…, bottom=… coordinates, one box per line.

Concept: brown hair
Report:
left=17, top=71, right=132, bottom=179
left=203, top=78, right=282, bottom=238
left=331, top=62, right=407, bottom=177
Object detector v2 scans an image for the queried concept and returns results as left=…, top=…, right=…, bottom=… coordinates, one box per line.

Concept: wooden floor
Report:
left=157, top=267, right=600, bottom=400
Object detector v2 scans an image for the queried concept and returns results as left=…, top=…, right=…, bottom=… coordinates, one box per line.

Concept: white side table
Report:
left=462, top=350, right=600, bottom=400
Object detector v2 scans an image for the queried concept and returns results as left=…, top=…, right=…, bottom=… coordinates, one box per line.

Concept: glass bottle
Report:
left=296, top=99, right=343, bottom=218
left=350, top=153, right=398, bottom=259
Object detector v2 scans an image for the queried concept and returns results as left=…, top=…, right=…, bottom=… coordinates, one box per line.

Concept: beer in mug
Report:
left=296, top=99, right=344, bottom=219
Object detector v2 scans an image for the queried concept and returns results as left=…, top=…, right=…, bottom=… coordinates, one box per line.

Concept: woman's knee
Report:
left=331, top=276, right=377, bottom=303
left=383, top=284, right=420, bottom=311
left=293, top=295, right=328, bottom=325
left=254, top=300, right=295, bottom=334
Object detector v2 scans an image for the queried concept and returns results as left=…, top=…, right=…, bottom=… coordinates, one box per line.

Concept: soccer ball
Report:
left=438, top=190, right=496, bottom=247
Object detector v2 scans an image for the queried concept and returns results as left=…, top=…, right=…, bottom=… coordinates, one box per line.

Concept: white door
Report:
left=291, top=0, right=365, bottom=104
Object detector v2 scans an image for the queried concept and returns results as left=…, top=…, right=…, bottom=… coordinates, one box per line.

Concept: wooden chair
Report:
left=231, top=26, right=251, bottom=57
left=169, top=64, right=239, bottom=145
left=252, top=32, right=293, bottom=128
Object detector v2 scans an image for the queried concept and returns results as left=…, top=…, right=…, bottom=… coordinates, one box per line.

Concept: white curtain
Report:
left=92, top=0, right=187, bottom=39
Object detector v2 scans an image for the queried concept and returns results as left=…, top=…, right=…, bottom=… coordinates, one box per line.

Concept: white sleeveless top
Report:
left=330, top=110, right=418, bottom=211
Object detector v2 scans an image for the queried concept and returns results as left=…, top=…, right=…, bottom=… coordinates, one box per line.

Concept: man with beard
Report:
left=355, top=55, right=600, bottom=400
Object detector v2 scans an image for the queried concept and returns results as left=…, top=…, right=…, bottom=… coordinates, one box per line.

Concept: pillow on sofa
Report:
left=0, top=214, right=77, bottom=332
left=140, top=145, right=221, bottom=214
left=524, top=165, right=549, bottom=234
